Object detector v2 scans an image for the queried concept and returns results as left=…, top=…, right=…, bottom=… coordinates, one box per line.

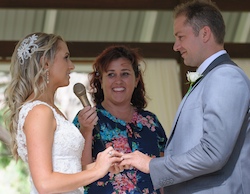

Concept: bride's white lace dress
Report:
left=16, top=100, right=85, bottom=194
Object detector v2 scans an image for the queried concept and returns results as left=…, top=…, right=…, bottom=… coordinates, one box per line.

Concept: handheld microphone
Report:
left=73, top=83, right=105, bottom=148
left=73, top=83, right=91, bottom=107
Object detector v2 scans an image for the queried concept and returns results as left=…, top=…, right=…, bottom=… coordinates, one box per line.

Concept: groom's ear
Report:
left=201, top=26, right=211, bottom=43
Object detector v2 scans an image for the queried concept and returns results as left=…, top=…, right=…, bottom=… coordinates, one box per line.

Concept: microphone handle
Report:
left=78, top=95, right=91, bottom=107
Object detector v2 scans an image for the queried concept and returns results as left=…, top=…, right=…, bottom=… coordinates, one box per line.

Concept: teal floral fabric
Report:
left=73, top=104, right=167, bottom=194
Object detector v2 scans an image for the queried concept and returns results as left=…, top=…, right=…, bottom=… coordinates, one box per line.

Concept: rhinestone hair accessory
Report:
left=17, top=34, right=39, bottom=65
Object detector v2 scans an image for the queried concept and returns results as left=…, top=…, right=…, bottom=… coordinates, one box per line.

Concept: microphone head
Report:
left=73, top=83, right=87, bottom=97
left=73, top=83, right=91, bottom=107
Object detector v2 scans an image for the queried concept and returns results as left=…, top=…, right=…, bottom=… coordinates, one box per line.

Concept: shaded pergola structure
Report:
left=1, top=0, right=250, bottom=96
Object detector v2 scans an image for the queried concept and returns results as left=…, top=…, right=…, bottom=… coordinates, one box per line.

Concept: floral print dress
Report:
left=73, top=104, right=167, bottom=194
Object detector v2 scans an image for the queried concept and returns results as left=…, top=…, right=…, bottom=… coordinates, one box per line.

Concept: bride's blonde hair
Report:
left=4, top=32, right=63, bottom=160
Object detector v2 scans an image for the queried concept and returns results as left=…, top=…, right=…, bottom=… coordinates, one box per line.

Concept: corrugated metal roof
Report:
left=1, top=9, right=249, bottom=43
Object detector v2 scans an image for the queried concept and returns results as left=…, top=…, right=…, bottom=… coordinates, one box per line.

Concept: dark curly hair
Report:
left=89, top=45, right=147, bottom=110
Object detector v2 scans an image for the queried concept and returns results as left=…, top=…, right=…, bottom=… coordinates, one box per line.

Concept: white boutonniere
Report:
left=186, top=71, right=203, bottom=93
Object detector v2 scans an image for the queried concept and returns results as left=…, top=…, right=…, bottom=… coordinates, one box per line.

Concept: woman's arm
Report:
left=77, top=106, right=98, bottom=166
left=24, top=104, right=122, bottom=193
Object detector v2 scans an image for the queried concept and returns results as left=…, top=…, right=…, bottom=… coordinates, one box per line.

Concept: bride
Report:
left=4, top=32, right=123, bottom=194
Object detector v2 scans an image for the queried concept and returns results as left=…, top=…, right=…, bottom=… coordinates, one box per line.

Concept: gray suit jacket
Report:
left=149, top=54, right=250, bottom=194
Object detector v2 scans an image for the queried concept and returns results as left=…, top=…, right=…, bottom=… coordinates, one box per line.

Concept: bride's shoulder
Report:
left=20, top=100, right=54, bottom=118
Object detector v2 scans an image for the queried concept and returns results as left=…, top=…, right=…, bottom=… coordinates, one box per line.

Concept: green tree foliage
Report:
left=0, top=108, right=30, bottom=193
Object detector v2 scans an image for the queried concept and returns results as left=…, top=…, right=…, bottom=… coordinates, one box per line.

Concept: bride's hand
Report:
left=94, top=147, right=123, bottom=177
left=109, top=162, right=125, bottom=174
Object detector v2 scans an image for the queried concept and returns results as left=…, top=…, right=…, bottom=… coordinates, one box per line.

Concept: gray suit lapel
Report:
left=190, top=53, right=236, bottom=92
left=202, top=53, right=236, bottom=76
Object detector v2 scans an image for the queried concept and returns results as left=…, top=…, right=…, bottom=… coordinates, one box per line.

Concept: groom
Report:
left=120, top=0, right=250, bottom=193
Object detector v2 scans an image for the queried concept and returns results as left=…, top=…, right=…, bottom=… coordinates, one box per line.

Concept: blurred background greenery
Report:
left=0, top=103, right=30, bottom=193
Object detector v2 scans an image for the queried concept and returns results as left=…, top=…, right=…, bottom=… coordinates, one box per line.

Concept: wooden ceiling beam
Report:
left=1, top=41, right=250, bottom=59
left=1, top=0, right=250, bottom=11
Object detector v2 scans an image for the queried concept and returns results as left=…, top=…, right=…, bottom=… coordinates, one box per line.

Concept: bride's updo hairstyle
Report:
left=4, top=32, right=63, bottom=160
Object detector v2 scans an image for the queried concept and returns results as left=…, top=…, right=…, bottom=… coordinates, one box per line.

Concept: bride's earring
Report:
left=46, top=71, right=49, bottom=84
